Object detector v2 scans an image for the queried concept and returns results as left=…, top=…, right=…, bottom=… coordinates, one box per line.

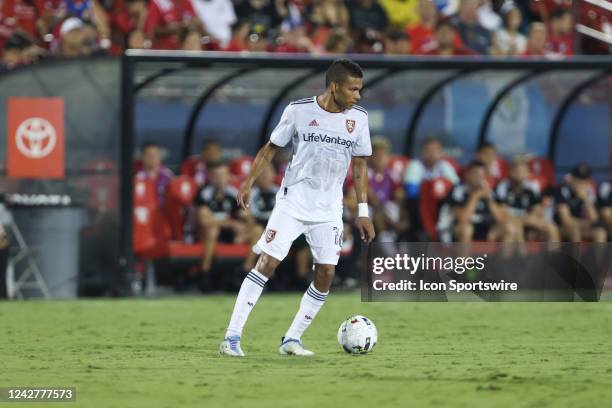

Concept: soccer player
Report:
left=597, top=179, right=612, bottom=239
left=448, top=160, right=518, bottom=243
left=220, top=59, right=375, bottom=357
left=494, top=159, right=559, bottom=242
left=554, top=164, right=606, bottom=243
left=195, top=161, right=261, bottom=274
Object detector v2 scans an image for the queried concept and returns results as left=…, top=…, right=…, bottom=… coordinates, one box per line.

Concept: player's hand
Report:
left=357, top=217, right=375, bottom=244
left=237, top=181, right=252, bottom=211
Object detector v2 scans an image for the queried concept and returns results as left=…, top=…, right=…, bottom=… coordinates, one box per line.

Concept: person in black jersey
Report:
left=494, top=159, right=559, bottom=242
left=449, top=160, right=518, bottom=243
left=195, top=161, right=261, bottom=273
left=554, top=164, right=606, bottom=243
left=597, top=179, right=612, bottom=240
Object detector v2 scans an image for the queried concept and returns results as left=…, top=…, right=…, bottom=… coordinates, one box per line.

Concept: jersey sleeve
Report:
left=351, top=118, right=372, bottom=157
left=448, top=185, right=467, bottom=207
left=269, top=104, right=295, bottom=147
left=194, top=187, right=208, bottom=207
left=598, top=181, right=612, bottom=208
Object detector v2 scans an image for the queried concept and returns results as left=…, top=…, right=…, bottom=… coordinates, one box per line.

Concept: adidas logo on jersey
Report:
left=309, top=119, right=319, bottom=126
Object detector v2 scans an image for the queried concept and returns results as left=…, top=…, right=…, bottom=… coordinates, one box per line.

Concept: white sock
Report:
left=225, top=269, right=268, bottom=338
left=285, top=283, right=328, bottom=341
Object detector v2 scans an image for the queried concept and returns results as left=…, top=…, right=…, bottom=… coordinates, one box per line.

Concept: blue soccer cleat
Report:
left=279, top=336, right=314, bottom=356
left=220, top=336, right=245, bottom=357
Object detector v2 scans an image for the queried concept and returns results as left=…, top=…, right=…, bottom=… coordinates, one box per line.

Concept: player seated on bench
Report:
left=597, top=179, right=612, bottom=240
left=554, top=164, right=607, bottom=243
left=475, top=142, right=505, bottom=187
left=448, top=160, right=519, bottom=243
left=182, top=139, right=222, bottom=187
left=494, top=159, right=559, bottom=242
left=195, top=161, right=262, bottom=274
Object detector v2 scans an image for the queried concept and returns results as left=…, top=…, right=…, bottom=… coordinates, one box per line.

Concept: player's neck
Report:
left=316, top=93, right=344, bottom=113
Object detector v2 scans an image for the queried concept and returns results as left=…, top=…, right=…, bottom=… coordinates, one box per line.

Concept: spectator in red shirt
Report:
left=108, top=0, right=146, bottom=53
left=547, top=8, right=573, bottom=56
left=2, top=0, right=39, bottom=40
left=34, top=0, right=66, bottom=45
left=223, top=20, right=249, bottom=51
left=144, top=0, right=201, bottom=50
left=530, top=0, right=572, bottom=24
left=406, top=0, right=438, bottom=54
left=425, top=19, right=476, bottom=56
left=275, top=25, right=316, bottom=53
left=0, top=0, right=19, bottom=50
left=522, top=22, right=550, bottom=57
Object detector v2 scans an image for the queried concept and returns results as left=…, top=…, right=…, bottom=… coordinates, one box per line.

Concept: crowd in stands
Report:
left=1, top=0, right=608, bottom=71
left=133, top=134, right=612, bottom=290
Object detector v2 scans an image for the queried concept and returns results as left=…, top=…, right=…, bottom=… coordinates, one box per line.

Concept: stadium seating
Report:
left=164, top=175, right=197, bottom=240
left=132, top=178, right=171, bottom=259
left=419, top=177, right=454, bottom=240
left=132, top=172, right=251, bottom=264
left=528, top=157, right=556, bottom=190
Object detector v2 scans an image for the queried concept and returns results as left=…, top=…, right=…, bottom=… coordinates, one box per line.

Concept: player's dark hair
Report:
left=550, top=8, right=570, bottom=21
left=420, top=137, right=441, bottom=149
left=468, top=160, right=487, bottom=170
left=435, top=18, right=455, bottom=32
left=206, top=160, right=227, bottom=171
left=325, top=59, right=363, bottom=87
left=201, top=138, right=220, bottom=151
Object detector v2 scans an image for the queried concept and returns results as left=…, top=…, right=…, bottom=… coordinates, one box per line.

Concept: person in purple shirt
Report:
left=135, top=141, right=174, bottom=204
left=367, top=136, right=409, bottom=242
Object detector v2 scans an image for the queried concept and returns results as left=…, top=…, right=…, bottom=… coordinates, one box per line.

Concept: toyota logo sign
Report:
left=15, top=117, right=57, bottom=159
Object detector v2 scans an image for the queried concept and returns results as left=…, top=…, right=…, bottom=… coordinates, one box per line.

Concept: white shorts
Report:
left=254, top=203, right=343, bottom=265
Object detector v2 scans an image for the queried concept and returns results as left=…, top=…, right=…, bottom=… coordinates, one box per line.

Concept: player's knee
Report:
left=314, top=264, right=335, bottom=283
left=254, top=253, right=280, bottom=278
left=593, top=227, right=607, bottom=243
left=455, top=223, right=473, bottom=241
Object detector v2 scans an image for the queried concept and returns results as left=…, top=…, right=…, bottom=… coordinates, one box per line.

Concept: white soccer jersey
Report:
left=270, top=96, right=372, bottom=222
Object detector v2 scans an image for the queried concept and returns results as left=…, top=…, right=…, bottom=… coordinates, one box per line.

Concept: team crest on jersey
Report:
left=345, top=119, right=356, bottom=133
left=265, top=229, right=277, bottom=243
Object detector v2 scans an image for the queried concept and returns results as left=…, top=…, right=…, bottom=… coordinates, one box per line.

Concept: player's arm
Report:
left=577, top=187, right=598, bottom=222
left=237, top=142, right=280, bottom=210
left=557, top=203, right=577, bottom=226
left=352, top=157, right=375, bottom=243
left=488, top=198, right=509, bottom=224
left=454, top=191, right=483, bottom=224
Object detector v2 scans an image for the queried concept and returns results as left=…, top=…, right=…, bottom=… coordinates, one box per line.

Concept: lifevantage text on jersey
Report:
left=301, top=132, right=356, bottom=149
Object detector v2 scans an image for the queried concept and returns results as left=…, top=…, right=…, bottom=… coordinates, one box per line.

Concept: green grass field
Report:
left=1, top=293, right=611, bottom=408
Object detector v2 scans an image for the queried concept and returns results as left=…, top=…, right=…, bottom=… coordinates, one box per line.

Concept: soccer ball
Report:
left=337, top=315, right=378, bottom=354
